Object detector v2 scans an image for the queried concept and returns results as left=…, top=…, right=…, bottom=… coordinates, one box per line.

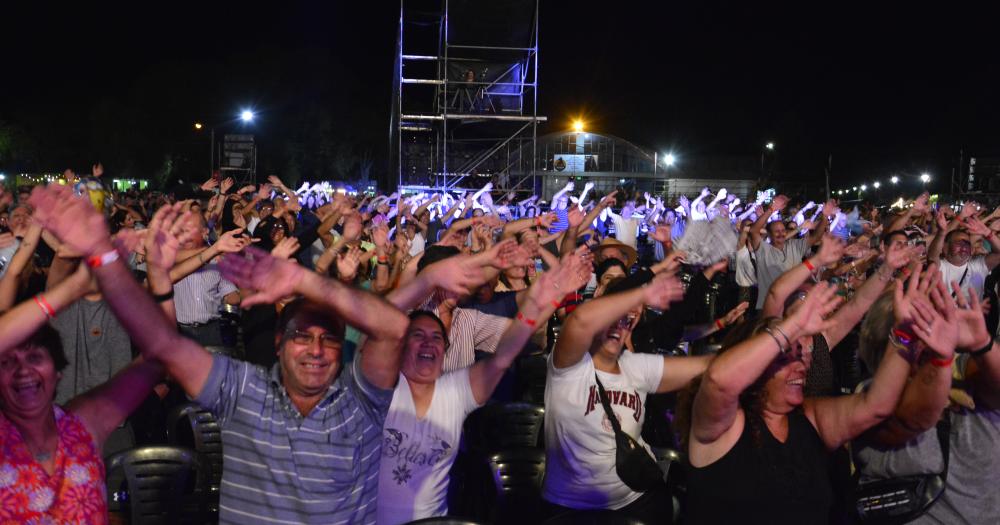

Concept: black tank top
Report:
left=685, top=409, right=833, bottom=525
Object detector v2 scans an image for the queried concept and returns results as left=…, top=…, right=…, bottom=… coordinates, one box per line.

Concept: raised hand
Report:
left=271, top=237, right=301, bottom=260
left=335, top=245, right=363, bottom=281
left=342, top=212, right=363, bottom=242
left=959, top=201, right=979, bottom=219
left=200, top=178, right=219, bottom=191
left=215, top=228, right=252, bottom=254
left=145, top=203, right=197, bottom=271
left=599, top=190, right=619, bottom=209
left=531, top=245, right=593, bottom=306
left=641, top=272, right=686, bottom=310
left=948, top=282, right=993, bottom=351
left=372, top=224, right=390, bottom=250
left=964, top=216, right=991, bottom=236
left=220, top=177, right=235, bottom=194
left=785, top=282, right=841, bottom=336
left=770, top=194, right=790, bottom=212
left=909, top=291, right=957, bottom=360
left=219, top=247, right=305, bottom=307
left=810, top=235, right=845, bottom=266
left=267, top=175, right=286, bottom=189
left=480, top=238, right=531, bottom=270
left=935, top=209, right=949, bottom=232
left=884, top=242, right=918, bottom=270
left=257, top=183, right=273, bottom=200
left=29, top=184, right=111, bottom=256
left=649, top=224, right=672, bottom=243
left=237, top=184, right=256, bottom=195
left=536, top=212, right=557, bottom=230
left=567, top=206, right=585, bottom=229
left=893, top=263, right=940, bottom=326
left=720, top=301, right=750, bottom=327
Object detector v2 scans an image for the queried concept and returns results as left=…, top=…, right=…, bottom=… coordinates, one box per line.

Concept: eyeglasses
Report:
left=288, top=330, right=342, bottom=349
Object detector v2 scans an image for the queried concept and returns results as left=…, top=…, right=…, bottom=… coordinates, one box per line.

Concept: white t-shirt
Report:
left=608, top=212, right=639, bottom=250
left=939, top=256, right=990, bottom=299
left=409, top=232, right=426, bottom=257
left=734, top=245, right=757, bottom=287
left=378, top=368, right=481, bottom=525
left=543, top=351, right=664, bottom=510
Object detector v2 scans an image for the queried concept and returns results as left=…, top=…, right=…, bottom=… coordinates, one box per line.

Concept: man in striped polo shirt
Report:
left=30, top=186, right=475, bottom=525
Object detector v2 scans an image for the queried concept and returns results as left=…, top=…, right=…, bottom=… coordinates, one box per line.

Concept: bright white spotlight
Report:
left=890, top=176, right=899, bottom=184
left=240, top=110, right=255, bottom=122
left=663, top=153, right=676, bottom=166
left=860, top=184, right=867, bottom=191
left=852, top=186, right=857, bottom=191
left=920, top=173, right=930, bottom=183
left=765, top=142, right=775, bottom=150
left=873, top=181, right=880, bottom=189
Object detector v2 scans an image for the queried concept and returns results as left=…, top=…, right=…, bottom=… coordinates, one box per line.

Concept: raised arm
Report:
left=750, top=194, right=787, bottom=250
left=220, top=246, right=409, bottom=389
left=553, top=270, right=683, bottom=369
left=0, top=224, right=42, bottom=311
left=807, top=269, right=951, bottom=450
left=690, top=283, right=840, bottom=448
left=762, top=234, right=844, bottom=318
left=822, top=243, right=916, bottom=347
left=469, top=248, right=591, bottom=403
left=29, top=184, right=215, bottom=400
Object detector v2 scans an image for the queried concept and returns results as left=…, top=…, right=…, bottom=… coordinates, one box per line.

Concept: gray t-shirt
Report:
left=853, top=356, right=1000, bottom=524
left=754, top=236, right=808, bottom=309
left=50, top=297, right=132, bottom=404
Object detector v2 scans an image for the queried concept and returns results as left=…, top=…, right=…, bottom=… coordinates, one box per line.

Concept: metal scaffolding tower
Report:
left=390, top=0, right=546, bottom=194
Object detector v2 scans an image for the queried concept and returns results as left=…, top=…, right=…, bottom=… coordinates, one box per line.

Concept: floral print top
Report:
left=0, top=406, right=106, bottom=525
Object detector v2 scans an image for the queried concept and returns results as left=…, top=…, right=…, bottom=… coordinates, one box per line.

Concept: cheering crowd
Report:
left=0, top=168, right=998, bottom=525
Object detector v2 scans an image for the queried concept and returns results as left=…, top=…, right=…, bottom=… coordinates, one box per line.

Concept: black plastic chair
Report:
left=487, top=447, right=546, bottom=524
left=105, top=446, right=200, bottom=525
left=466, top=402, right=545, bottom=454
left=542, top=509, right=647, bottom=525
left=102, top=421, right=136, bottom=460
left=167, top=403, right=224, bottom=520
left=403, top=518, right=486, bottom=525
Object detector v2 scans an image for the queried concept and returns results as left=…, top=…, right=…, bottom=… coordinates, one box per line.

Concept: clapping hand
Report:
left=219, top=246, right=305, bottom=307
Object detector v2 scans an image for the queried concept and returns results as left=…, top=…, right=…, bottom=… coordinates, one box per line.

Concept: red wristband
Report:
left=552, top=300, right=563, bottom=309
left=892, top=328, right=914, bottom=347
left=516, top=312, right=537, bottom=327
left=87, top=249, right=120, bottom=269
left=803, top=259, right=816, bottom=272
left=715, top=319, right=725, bottom=330
left=34, top=295, right=56, bottom=319
left=930, top=355, right=955, bottom=368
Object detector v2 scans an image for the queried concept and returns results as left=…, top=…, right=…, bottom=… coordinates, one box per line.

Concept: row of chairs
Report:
left=104, top=403, right=223, bottom=524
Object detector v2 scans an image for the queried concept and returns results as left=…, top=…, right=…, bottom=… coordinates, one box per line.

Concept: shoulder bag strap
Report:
left=594, top=373, right=626, bottom=436
left=936, top=414, right=951, bottom=481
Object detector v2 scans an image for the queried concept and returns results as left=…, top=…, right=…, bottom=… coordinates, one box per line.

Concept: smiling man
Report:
left=28, top=184, right=415, bottom=525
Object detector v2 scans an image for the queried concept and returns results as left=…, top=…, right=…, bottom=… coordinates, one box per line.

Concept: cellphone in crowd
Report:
left=535, top=259, right=544, bottom=273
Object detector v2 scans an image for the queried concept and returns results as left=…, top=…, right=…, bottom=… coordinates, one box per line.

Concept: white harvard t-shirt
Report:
left=543, top=351, right=664, bottom=510
left=938, top=256, right=990, bottom=299
left=377, top=368, right=481, bottom=525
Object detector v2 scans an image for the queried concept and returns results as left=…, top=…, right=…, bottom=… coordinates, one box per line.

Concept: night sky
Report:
left=3, top=2, right=999, bottom=191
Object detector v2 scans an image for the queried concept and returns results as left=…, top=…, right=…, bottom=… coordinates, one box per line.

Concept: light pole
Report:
left=761, top=142, right=775, bottom=178
left=195, top=109, right=256, bottom=175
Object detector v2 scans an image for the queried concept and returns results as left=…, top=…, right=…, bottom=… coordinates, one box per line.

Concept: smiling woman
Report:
left=0, top=323, right=164, bottom=523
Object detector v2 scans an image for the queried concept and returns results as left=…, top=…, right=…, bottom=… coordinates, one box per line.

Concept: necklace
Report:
left=34, top=451, right=52, bottom=462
